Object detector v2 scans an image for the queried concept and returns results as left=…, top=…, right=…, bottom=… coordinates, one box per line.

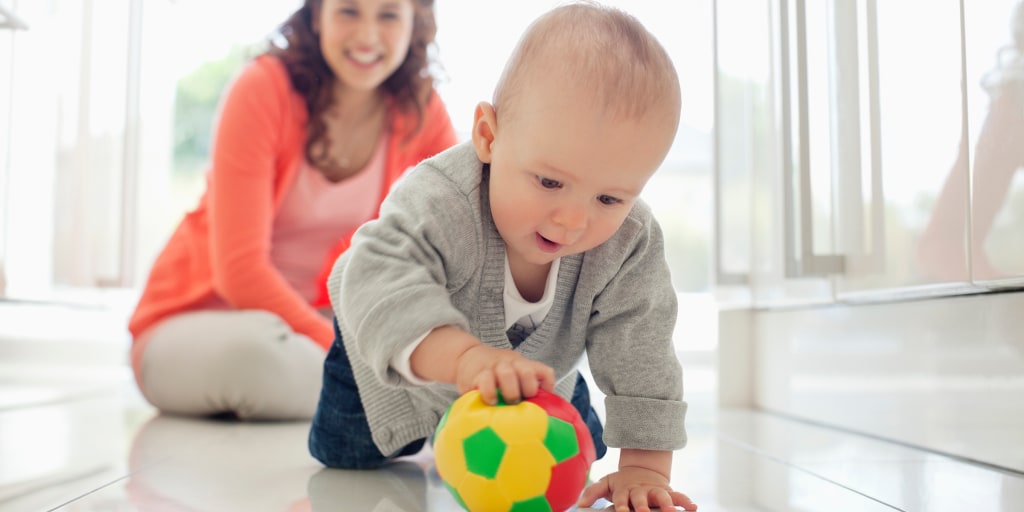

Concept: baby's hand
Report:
left=454, top=344, right=554, bottom=404
left=578, top=466, right=697, bottom=512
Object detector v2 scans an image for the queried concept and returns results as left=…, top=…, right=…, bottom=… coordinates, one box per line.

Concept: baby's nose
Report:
left=552, top=203, right=587, bottom=232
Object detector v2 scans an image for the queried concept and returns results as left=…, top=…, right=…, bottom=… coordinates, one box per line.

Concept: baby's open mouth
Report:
left=536, top=233, right=561, bottom=253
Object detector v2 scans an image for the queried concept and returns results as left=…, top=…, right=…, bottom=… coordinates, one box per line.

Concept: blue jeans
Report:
left=308, top=320, right=607, bottom=469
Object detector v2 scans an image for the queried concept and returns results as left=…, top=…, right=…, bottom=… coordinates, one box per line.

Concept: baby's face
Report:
left=486, top=78, right=676, bottom=272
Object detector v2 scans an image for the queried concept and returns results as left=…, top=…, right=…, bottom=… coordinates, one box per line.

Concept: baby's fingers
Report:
left=611, top=486, right=632, bottom=512
left=648, top=487, right=697, bottom=512
left=514, top=360, right=554, bottom=399
left=637, top=488, right=698, bottom=512
left=533, top=362, right=556, bottom=393
left=494, top=360, right=523, bottom=403
left=473, top=371, right=500, bottom=405
left=497, top=360, right=555, bottom=403
left=670, top=489, right=698, bottom=511
left=577, top=477, right=611, bottom=507
left=626, top=487, right=652, bottom=512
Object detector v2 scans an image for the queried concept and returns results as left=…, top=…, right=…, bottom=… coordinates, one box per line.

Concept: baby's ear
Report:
left=471, top=102, right=498, bottom=163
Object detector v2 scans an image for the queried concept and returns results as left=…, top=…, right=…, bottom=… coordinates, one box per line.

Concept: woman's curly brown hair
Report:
left=267, top=0, right=439, bottom=170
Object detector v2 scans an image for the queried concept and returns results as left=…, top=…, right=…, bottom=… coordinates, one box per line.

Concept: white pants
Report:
left=136, top=310, right=327, bottom=420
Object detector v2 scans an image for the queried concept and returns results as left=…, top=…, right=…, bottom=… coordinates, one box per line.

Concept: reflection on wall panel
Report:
left=715, top=0, right=1024, bottom=304
left=962, top=0, right=1024, bottom=283
left=0, top=14, right=15, bottom=296
left=716, top=0, right=1024, bottom=481
left=751, top=292, right=1024, bottom=474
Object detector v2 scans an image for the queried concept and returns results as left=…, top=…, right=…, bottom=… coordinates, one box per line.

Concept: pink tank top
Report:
left=270, top=134, right=388, bottom=302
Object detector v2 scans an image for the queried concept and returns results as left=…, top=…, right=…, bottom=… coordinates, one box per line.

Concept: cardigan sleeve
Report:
left=583, top=205, right=688, bottom=451
left=330, top=159, right=480, bottom=387
left=207, top=57, right=334, bottom=348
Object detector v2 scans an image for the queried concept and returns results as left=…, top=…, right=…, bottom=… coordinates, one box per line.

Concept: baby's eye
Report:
left=598, top=195, right=622, bottom=206
left=538, top=176, right=562, bottom=189
left=339, top=8, right=359, bottom=17
left=379, top=10, right=399, bottom=20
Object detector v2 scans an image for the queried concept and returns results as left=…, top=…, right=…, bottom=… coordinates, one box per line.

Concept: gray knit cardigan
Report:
left=328, top=142, right=687, bottom=456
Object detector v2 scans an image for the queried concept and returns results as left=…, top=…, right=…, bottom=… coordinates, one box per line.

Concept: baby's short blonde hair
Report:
left=492, top=1, right=681, bottom=125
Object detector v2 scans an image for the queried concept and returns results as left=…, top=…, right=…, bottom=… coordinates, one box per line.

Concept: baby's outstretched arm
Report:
left=578, top=449, right=697, bottom=512
left=409, top=325, right=555, bottom=404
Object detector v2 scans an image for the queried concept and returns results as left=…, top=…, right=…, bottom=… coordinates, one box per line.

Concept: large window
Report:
left=715, top=0, right=1024, bottom=307
left=2, top=0, right=138, bottom=303
left=0, top=1, right=294, bottom=303
left=0, top=1, right=714, bottom=306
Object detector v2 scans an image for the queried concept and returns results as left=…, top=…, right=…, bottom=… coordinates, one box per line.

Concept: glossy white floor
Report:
left=2, top=301, right=1024, bottom=511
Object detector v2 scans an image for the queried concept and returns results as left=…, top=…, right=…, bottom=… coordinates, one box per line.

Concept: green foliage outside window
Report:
left=172, top=44, right=264, bottom=176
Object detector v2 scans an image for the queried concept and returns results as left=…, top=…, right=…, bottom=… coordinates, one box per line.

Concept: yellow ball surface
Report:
left=433, top=390, right=594, bottom=512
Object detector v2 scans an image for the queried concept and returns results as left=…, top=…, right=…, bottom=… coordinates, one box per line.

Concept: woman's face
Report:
left=317, top=0, right=415, bottom=93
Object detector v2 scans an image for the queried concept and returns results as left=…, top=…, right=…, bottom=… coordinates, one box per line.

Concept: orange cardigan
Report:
left=128, top=55, right=457, bottom=350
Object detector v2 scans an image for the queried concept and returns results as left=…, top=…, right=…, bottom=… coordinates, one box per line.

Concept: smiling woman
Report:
left=124, top=0, right=457, bottom=421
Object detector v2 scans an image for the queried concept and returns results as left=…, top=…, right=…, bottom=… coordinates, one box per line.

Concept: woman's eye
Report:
left=379, top=11, right=399, bottom=20
left=598, top=195, right=621, bottom=205
left=340, top=8, right=358, bottom=17
left=538, top=177, right=562, bottom=189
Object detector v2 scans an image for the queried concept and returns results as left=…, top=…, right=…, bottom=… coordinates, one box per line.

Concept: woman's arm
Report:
left=207, top=58, right=334, bottom=347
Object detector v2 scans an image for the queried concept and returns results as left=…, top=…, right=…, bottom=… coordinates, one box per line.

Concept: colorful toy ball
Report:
left=433, top=388, right=597, bottom=512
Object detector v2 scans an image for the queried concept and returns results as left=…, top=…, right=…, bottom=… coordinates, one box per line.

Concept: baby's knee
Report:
left=308, top=421, right=390, bottom=469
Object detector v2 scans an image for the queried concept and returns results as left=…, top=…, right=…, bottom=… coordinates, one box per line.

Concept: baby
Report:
left=310, top=2, right=696, bottom=511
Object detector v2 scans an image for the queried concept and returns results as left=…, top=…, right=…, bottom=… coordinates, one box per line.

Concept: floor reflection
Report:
left=4, top=378, right=1024, bottom=511
left=306, top=464, right=427, bottom=512
left=125, top=415, right=315, bottom=512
